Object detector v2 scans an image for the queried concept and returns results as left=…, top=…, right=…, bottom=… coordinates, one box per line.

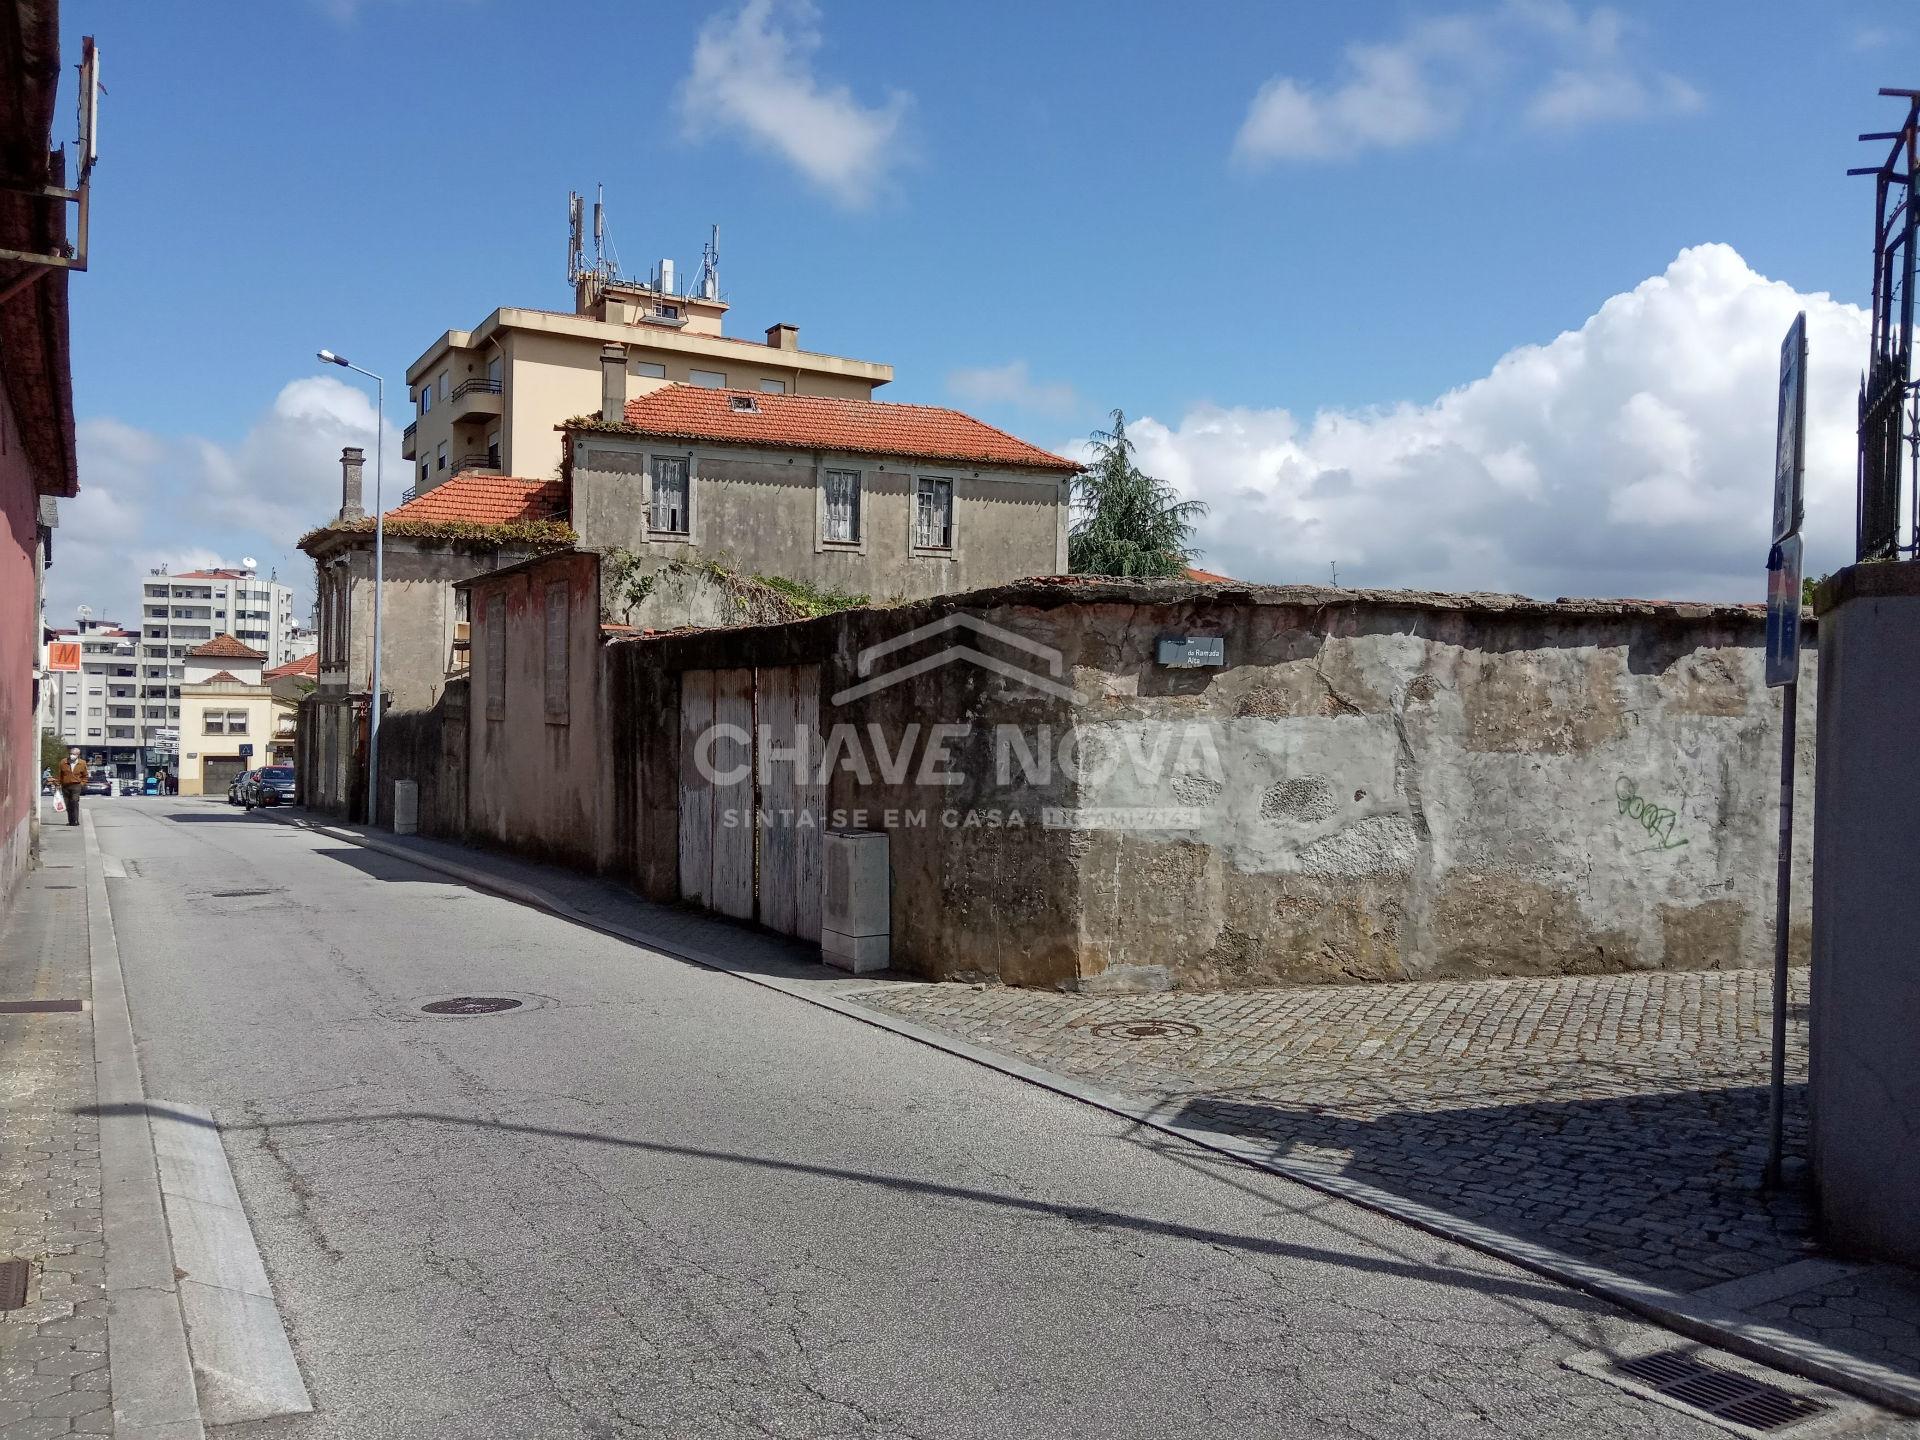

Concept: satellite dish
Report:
left=77, top=604, right=92, bottom=620
left=242, top=556, right=258, bottom=570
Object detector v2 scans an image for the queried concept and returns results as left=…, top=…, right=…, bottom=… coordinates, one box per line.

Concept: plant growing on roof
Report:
left=1068, top=409, right=1206, bottom=578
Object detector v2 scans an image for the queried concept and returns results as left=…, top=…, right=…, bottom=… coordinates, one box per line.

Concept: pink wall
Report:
left=0, top=378, right=40, bottom=905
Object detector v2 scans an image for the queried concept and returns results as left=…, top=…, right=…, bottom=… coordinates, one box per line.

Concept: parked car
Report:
left=82, top=773, right=112, bottom=797
left=244, top=766, right=297, bottom=809
left=228, top=769, right=256, bottom=806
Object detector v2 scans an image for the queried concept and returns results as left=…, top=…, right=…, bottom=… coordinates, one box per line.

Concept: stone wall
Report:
left=602, top=577, right=1813, bottom=991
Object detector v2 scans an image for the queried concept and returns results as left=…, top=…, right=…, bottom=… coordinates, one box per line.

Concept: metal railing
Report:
left=402, top=420, right=417, bottom=447
left=1853, top=90, right=1920, bottom=561
left=451, top=377, right=502, bottom=400
left=455, top=452, right=501, bottom=472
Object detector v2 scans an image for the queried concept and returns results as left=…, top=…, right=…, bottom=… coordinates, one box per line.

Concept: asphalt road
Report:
left=95, top=796, right=1760, bottom=1439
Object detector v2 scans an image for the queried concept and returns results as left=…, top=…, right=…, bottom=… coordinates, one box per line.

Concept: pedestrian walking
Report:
left=54, top=749, right=88, bottom=827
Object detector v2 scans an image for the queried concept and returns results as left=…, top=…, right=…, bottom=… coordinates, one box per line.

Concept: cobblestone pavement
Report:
left=853, top=967, right=1816, bottom=1293
left=0, top=824, right=111, bottom=1438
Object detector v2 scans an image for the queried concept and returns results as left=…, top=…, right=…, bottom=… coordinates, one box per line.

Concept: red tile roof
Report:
left=174, top=568, right=255, bottom=580
left=598, top=385, right=1081, bottom=473
left=264, top=652, right=318, bottom=680
left=386, top=473, right=565, bottom=525
left=186, top=634, right=267, bottom=661
left=1184, top=566, right=1235, bottom=583
left=198, top=670, right=246, bottom=685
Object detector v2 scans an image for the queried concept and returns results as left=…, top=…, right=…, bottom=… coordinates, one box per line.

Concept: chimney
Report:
left=766, top=323, right=798, bottom=351
left=338, top=447, right=365, bottom=522
left=600, top=344, right=627, bottom=423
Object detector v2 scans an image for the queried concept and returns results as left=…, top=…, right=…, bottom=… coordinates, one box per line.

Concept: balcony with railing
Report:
left=454, top=448, right=502, bottom=474
left=449, top=376, right=503, bottom=424
left=401, top=419, right=418, bottom=461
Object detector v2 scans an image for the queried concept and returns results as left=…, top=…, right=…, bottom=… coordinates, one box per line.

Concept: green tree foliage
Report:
left=1068, top=410, right=1206, bottom=578
left=41, top=729, right=66, bottom=773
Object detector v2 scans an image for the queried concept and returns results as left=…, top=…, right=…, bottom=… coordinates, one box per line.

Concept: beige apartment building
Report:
left=402, top=266, right=892, bottom=493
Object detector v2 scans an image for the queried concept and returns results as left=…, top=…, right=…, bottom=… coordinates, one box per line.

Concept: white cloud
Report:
left=946, top=361, right=1078, bottom=415
left=681, top=0, right=909, bottom=207
left=46, top=377, right=400, bottom=631
left=1101, top=244, right=1862, bottom=603
left=1234, top=3, right=1698, bottom=165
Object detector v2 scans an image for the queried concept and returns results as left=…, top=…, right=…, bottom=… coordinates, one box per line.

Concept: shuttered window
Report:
left=650, top=456, right=690, bottom=535
left=915, top=477, right=953, bottom=550
left=823, top=469, right=860, bottom=543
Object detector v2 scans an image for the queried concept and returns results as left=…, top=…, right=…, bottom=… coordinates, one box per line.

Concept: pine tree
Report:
left=1068, top=410, right=1207, bottom=578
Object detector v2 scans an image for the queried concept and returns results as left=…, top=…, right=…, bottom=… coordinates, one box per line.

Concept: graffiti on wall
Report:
left=1615, top=775, right=1689, bottom=851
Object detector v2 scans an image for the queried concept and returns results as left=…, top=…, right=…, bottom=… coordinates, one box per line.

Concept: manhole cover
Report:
left=420, top=996, right=524, bottom=1016
left=1088, top=1019, right=1204, bottom=1041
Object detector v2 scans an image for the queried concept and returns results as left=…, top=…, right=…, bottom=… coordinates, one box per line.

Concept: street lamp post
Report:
left=317, top=349, right=385, bottom=826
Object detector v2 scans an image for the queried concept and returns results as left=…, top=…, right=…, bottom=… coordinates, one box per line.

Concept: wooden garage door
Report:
left=676, top=665, right=823, bottom=941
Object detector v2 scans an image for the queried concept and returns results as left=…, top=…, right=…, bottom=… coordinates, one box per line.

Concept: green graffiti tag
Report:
left=1615, top=776, right=1689, bottom=851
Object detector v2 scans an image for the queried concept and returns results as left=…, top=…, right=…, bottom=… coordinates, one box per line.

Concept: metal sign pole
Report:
left=1761, top=311, right=1808, bottom=1192
left=1764, top=679, right=1795, bottom=1190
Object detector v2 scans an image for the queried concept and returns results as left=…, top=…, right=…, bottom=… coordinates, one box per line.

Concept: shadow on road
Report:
left=81, top=1098, right=1617, bottom=1321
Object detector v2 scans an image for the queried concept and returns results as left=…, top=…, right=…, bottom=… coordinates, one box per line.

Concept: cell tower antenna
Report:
left=700, top=224, right=721, bottom=301
left=567, top=191, right=584, bottom=283
left=593, top=185, right=605, bottom=269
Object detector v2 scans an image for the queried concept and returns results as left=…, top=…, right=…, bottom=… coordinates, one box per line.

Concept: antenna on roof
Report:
left=567, top=191, right=584, bottom=282
left=700, top=224, right=721, bottom=301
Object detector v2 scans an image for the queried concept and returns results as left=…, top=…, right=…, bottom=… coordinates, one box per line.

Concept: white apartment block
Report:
left=138, top=566, right=300, bottom=746
left=47, top=618, right=143, bottom=769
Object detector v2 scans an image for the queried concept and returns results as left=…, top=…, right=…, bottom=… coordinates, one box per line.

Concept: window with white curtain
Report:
left=915, top=477, right=953, bottom=550
left=650, top=456, right=691, bottom=535
left=823, top=469, right=860, bottom=544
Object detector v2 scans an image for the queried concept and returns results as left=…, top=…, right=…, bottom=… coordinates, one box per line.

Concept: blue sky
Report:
left=47, top=0, right=1919, bottom=621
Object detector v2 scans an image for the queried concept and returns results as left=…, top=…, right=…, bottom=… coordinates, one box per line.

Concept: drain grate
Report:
left=421, top=996, right=524, bottom=1016
left=1611, top=1350, right=1829, bottom=1432
left=1087, top=1018, right=1204, bottom=1041
left=0, top=1258, right=29, bottom=1310
left=0, top=1000, right=84, bottom=1014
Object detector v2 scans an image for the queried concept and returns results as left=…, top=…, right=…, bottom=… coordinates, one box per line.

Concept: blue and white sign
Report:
left=1765, top=535, right=1802, bottom=689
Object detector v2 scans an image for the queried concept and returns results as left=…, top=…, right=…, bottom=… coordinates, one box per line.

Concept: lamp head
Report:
left=317, top=349, right=346, bottom=367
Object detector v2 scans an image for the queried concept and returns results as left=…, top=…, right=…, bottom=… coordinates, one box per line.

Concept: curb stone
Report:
left=83, top=813, right=207, bottom=1440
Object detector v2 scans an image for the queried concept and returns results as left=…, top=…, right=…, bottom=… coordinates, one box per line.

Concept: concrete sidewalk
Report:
left=0, top=819, right=109, bottom=1438
left=259, top=805, right=1920, bottom=1418
left=0, top=807, right=205, bottom=1440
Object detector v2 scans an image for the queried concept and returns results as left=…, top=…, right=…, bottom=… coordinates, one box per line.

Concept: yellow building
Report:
left=177, top=635, right=296, bottom=796
left=401, top=231, right=892, bottom=493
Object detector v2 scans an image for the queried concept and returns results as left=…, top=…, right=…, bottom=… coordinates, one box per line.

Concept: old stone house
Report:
left=296, top=447, right=574, bottom=819
left=563, top=371, right=1079, bottom=622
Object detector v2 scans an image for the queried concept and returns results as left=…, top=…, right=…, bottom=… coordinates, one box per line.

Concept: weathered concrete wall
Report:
left=570, top=438, right=1067, bottom=622
left=1809, top=562, right=1920, bottom=1268
left=464, top=551, right=606, bottom=869
left=607, top=577, right=1813, bottom=991
left=334, top=540, right=546, bottom=713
